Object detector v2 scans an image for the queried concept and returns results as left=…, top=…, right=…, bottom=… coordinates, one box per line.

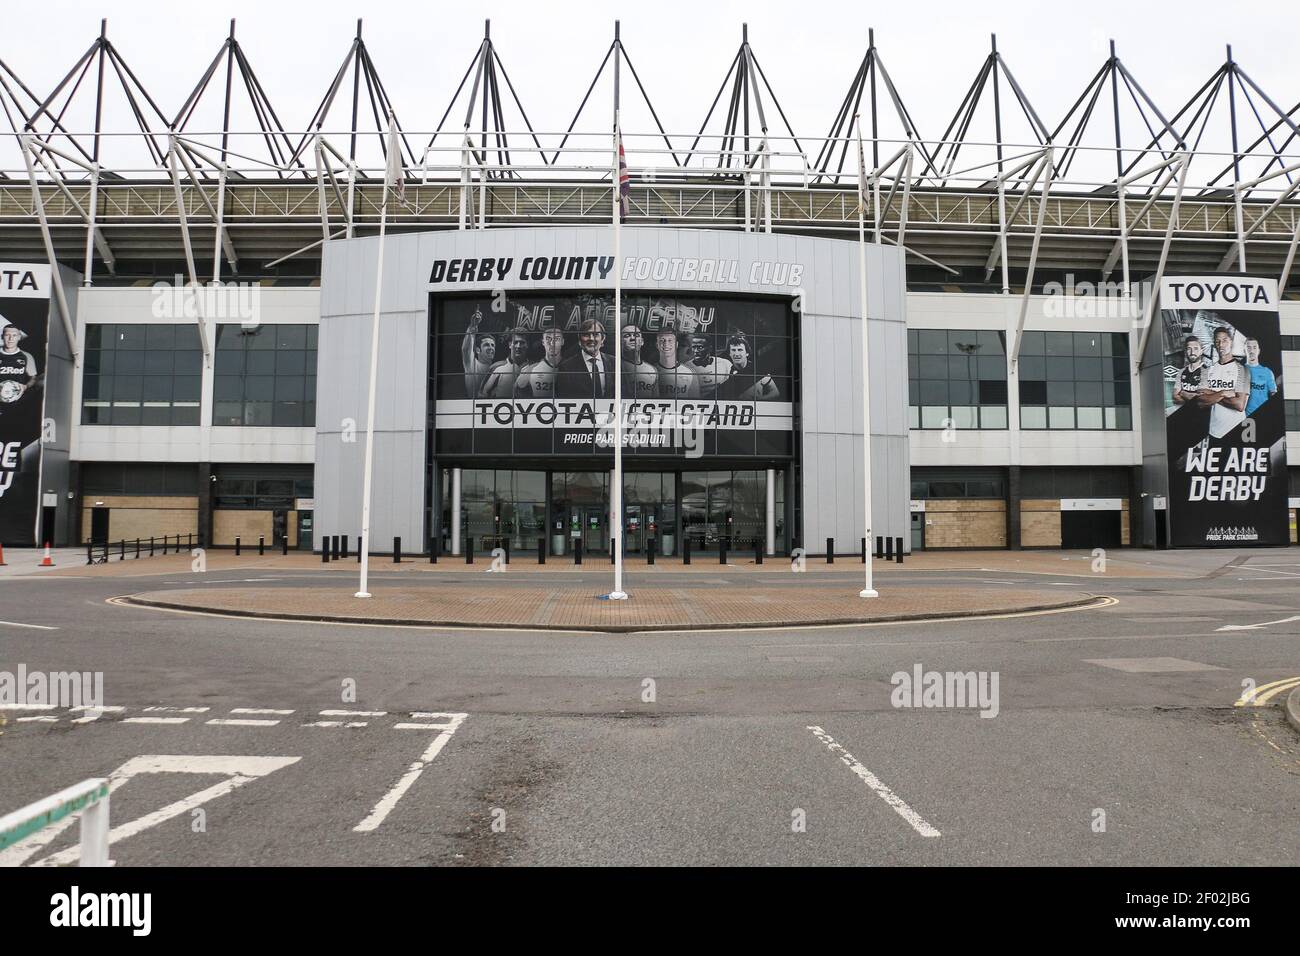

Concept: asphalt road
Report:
left=1, top=551, right=1298, bottom=866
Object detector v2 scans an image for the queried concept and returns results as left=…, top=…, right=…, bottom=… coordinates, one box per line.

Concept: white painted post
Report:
left=856, top=117, right=877, bottom=599
left=79, top=793, right=110, bottom=867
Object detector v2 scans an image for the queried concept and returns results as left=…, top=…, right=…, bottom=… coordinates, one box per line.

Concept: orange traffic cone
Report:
left=39, top=542, right=54, bottom=567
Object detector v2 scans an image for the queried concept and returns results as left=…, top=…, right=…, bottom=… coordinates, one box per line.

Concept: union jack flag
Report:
left=617, top=127, right=631, bottom=222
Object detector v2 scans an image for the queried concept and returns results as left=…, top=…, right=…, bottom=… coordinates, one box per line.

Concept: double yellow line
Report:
left=1234, top=675, right=1300, bottom=707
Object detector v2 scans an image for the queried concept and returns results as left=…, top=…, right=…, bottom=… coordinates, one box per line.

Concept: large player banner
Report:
left=1160, top=275, right=1288, bottom=546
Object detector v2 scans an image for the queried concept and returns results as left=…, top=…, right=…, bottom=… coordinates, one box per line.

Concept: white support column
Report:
left=765, top=468, right=776, bottom=556
left=451, top=467, right=462, bottom=556
left=19, top=136, right=78, bottom=365
left=213, top=163, right=228, bottom=284
left=79, top=793, right=110, bottom=868
left=83, top=163, right=99, bottom=287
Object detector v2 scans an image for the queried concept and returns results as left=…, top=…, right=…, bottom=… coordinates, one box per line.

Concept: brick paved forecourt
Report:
left=120, top=583, right=1099, bottom=632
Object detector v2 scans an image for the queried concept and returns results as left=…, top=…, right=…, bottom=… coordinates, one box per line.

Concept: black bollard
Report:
left=258, top=535, right=265, bottom=556
left=537, top=537, right=545, bottom=565
left=393, top=537, right=401, bottom=563
left=885, top=537, right=894, bottom=560
left=282, top=535, right=289, bottom=556
left=647, top=538, right=655, bottom=566
left=826, top=537, right=834, bottom=564
left=135, top=538, right=140, bottom=559
left=610, top=538, right=615, bottom=565
left=188, top=533, right=193, bottom=551
left=755, top=540, right=762, bottom=565
left=86, top=541, right=92, bottom=565
left=684, top=537, right=691, bottom=565
left=341, top=536, right=349, bottom=559
left=333, top=535, right=341, bottom=560
left=719, top=539, right=727, bottom=565
left=861, top=537, right=866, bottom=564
left=150, top=536, right=155, bottom=557
left=895, top=537, right=904, bottom=564
left=430, top=537, right=438, bottom=564
left=119, top=540, right=125, bottom=561
left=574, top=539, right=582, bottom=566
left=875, top=535, right=883, bottom=559
left=322, top=542, right=330, bottom=563
left=235, top=536, right=241, bottom=557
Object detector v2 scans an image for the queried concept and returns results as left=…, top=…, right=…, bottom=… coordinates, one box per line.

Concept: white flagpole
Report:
left=610, top=115, right=627, bottom=600
left=856, top=115, right=878, bottom=599
left=356, top=114, right=397, bottom=598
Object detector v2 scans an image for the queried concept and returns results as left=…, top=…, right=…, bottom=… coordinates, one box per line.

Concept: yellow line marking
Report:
left=1235, top=676, right=1300, bottom=707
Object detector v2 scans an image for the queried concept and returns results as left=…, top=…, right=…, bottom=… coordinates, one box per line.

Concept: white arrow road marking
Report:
left=70, top=705, right=126, bottom=724
left=0, top=754, right=300, bottom=867
left=1216, top=614, right=1300, bottom=632
left=0, top=620, right=57, bottom=630
left=354, top=714, right=468, bottom=833
left=807, top=725, right=941, bottom=838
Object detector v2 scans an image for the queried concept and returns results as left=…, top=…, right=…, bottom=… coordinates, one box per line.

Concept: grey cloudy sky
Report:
left=5, top=0, right=1297, bottom=183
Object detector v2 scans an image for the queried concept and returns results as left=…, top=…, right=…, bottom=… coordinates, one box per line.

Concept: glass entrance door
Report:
left=582, top=506, right=607, bottom=553
left=624, top=505, right=643, bottom=553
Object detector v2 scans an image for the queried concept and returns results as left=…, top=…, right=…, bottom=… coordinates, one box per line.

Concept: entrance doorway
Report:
left=1061, top=509, right=1121, bottom=549
left=580, top=505, right=607, bottom=554
left=90, top=507, right=109, bottom=545
left=910, top=511, right=925, bottom=551
left=297, top=511, right=314, bottom=551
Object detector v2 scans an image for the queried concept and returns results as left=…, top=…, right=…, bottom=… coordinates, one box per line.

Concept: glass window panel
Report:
left=1104, top=407, right=1118, bottom=429
left=1018, top=355, right=1045, bottom=379
left=918, top=330, right=947, bottom=354
left=1074, top=356, right=1103, bottom=380
left=275, top=326, right=307, bottom=350
left=948, top=355, right=973, bottom=379
left=276, top=350, right=306, bottom=374
left=1114, top=380, right=1131, bottom=405
left=246, top=351, right=275, bottom=375
left=950, top=406, right=977, bottom=429
left=978, top=379, right=1008, bottom=404
left=1076, top=406, right=1104, bottom=429
left=213, top=402, right=243, bottom=426
left=908, top=405, right=919, bottom=429
left=273, top=402, right=305, bottom=427
left=1048, top=406, right=1075, bottom=428
left=977, top=355, right=1006, bottom=380
left=140, top=405, right=171, bottom=426
left=245, top=376, right=275, bottom=401
left=173, top=326, right=201, bottom=349
left=1114, top=406, right=1132, bottom=430
left=142, top=376, right=172, bottom=402
left=85, top=325, right=105, bottom=349
left=114, top=326, right=146, bottom=349
left=948, top=379, right=972, bottom=404
left=919, top=380, right=947, bottom=404
left=1045, top=356, right=1072, bottom=380
left=214, top=375, right=243, bottom=401
left=113, top=376, right=143, bottom=401
left=908, top=379, right=919, bottom=404
left=306, top=326, right=318, bottom=348
left=1045, top=332, right=1073, bottom=356
left=920, top=406, right=948, bottom=429
left=143, top=350, right=173, bottom=373
left=145, top=325, right=175, bottom=349
left=1110, top=333, right=1129, bottom=358
left=1046, top=381, right=1075, bottom=405
left=172, top=405, right=200, bottom=426
left=1019, top=380, right=1047, bottom=404
left=1073, top=332, right=1102, bottom=356
left=919, top=355, right=948, bottom=379
left=908, top=354, right=919, bottom=379
left=980, top=405, right=1008, bottom=429
left=248, top=327, right=275, bottom=348
left=174, top=350, right=203, bottom=374
left=978, top=330, right=1007, bottom=355
left=274, top=377, right=304, bottom=402
left=115, top=350, right=144, bottom=373
left=1018, top=330, right=1045, bottom=355
left=83, top=375, right=104, bottom=401
left=1075, top=380, right=1103, bottom=405
left=1021, top=405, right=1047, bottom=429
left=243, top=402, right=273, bottom=426
left=216, top=325, right=244, bottom=350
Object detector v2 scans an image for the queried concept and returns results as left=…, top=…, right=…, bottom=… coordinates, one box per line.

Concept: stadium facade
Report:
left=2, top=21, right=1299, bottom=554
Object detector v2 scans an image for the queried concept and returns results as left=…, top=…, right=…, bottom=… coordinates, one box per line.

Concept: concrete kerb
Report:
left=1286, top=686, right=1300, bottom=736
left=114, top=591, right=1104, bottom=634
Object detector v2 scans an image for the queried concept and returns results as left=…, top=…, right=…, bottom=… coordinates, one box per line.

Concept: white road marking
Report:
left=320, top=709, right=386, bottom=717
left=1237, top=565, right=1300, bottom=578
left=206, top=718, right=280, bottom=727
left=230, top=708, right=295, bottom=715
left=22, top=754, right=301, bottom=868
left=0, top=620, right=57, bottom=630
left=806, top=725, right=941, bottom=838
left=69, top=705, right=126, bottom=725
left=1216, top=614, right=1300, bottom=632
left=354, top=714, right=468, bottom=833
left=143, top=706, right=209, bottom=713
left=123, top=716, right=189, bottom=724
left=0, top=704, right=57, bottom=711
left=303, top=720, right=368, bottom=728
left=15, top=715, right=57, bottom=722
